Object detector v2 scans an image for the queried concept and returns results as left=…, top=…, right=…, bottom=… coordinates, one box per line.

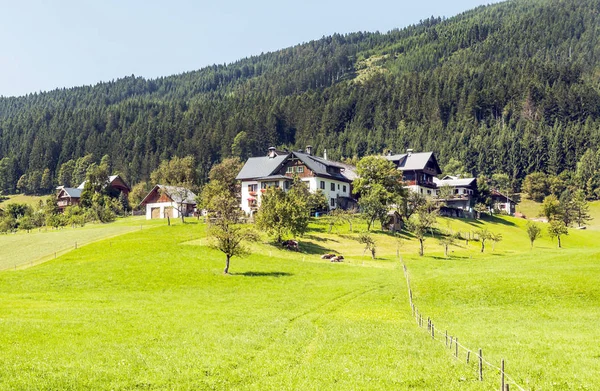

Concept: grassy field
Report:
left=0, top=217, right=165, bottom=270
left=1, top=194, right=50, bottom=207
left=0, top=214, right=599, bottom=389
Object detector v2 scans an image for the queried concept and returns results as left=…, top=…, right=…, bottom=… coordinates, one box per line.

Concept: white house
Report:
left=236, top=146, right=356, bottom=215
left=139, top=185, right=197, bottom=219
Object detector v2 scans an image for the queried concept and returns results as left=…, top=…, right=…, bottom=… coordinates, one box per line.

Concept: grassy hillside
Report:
left=1, top=215, right=599, bottom=389
left=2, top=194, right=49, bottom=207
left=0, top=216, right=164, bottom=270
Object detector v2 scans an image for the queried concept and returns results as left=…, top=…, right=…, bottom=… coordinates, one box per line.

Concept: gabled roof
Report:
left=434, top=177, right=477, bottom=187
left=236, top=151, right=353, bottom=183
left=491, top=189, right=516, bottom=203
left=58, top=187, right=82, bottom=198
left=77, top=175, right=129, bottom=191
left=235, top=154, right=289, bottom=181
left=385, top=152, right=441, bottom=174
left=291, top=151, right=350, bottom=182
left=139, top=185, right=197, bottom=206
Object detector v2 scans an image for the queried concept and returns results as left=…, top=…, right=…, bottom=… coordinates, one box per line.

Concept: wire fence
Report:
left=0, top=225, right=149, bottom=272
left=402, top=262, right=528, bottom=391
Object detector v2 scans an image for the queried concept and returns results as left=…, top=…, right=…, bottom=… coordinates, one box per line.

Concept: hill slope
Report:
left=1, top=0, right=600, bottom=192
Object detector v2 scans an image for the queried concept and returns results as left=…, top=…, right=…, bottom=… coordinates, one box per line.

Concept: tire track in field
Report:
left=238, top=284, right=388, bottom=387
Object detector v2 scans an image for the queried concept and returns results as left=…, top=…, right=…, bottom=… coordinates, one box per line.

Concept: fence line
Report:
left=0, top=225, right=150, bottom=272
left=402, top=262, right=528, bottom=391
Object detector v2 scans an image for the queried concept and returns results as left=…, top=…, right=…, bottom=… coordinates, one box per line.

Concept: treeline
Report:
left=1, top=0, right=600, bottom=195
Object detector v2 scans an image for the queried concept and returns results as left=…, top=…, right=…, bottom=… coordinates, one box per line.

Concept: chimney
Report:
left=306, top=145, right=313, bottom=155
left=406, top=148, right=413, bottom=156
left=323, top=149, right=328, bottom=160
left=268, top=147, right=276, bottom=158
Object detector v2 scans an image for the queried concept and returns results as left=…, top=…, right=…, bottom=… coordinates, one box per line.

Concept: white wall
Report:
left=314, top=178, right=351, bottom=209
left=145, top=202, right=180, bottom=220
left=240, top=177, right=351, bottom=213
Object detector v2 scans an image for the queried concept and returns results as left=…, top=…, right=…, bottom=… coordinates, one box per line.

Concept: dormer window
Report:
left=296, top=166, right=304, bottom=173
left=286, top=167, right=293, bottom=173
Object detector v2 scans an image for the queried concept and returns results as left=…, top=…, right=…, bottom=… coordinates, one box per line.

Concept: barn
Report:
left=139, top=185, right=197, bottom=220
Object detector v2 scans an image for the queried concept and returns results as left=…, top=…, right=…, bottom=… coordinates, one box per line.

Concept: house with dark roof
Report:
left=491, top=189, right=516, bottom=215
left=433, top=175, right=478, bottom=216
left=56, top=174, right=130, bottom=212
left=236, top=146, right=356, bottom=215
left=138, top=185, right=197, bottom=219
left=385, top=149, right=442, bottom=197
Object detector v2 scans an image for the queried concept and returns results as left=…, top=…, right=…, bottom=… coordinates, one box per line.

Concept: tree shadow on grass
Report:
left=233, top=271, right=293, bottom=277
left=429, top=255, right=471, bottom=260
left=299, top=241, right=337, bottom=255
left=481, top=214, right=517, bottom=227
left=305, top=234, right=338, bottom=243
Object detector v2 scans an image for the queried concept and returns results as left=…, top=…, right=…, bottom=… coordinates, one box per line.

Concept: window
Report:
left=320, top=181, right=325, bottom=190
left=427, top=190, right=431, bottom=195
left=296, top=166, right=304, bottom=173
left=286, top=167, right=293, bottom=173
left=330, top=198, right=336, bottom=207
left=330, top=183, right=335, bottom=191
left=337, top=184, right=340, bottom=190
left=248, top=184, right=257, bottom=192
left=284, top=181, right=290, bottom=190
left=343, top=185, right=347, bottom=193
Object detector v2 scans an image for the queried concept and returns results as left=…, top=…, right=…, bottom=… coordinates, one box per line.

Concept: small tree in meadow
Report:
left=490, top=232, right=503, bottom=251
left=477, top=228, right=491, bottom=253
left=548, top=220, right=568, bottom=248
left=526, top=222, right=542, bottom=249
left=203, top=181, right=258, bottom=274
left=438, top=231, right=456, bottom=258
left=357, top=232, right=376, bottom=259
left=408, top=202, right=438, bottom=256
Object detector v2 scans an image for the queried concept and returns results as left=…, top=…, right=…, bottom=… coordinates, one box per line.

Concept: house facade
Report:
left=56, top=174, right=130, bottom=212
left=139, top=185, right=197, bottom=219
left=491, top=189, right=516, bottom=215
left=433, top=175, right=478, bottom=210
left=385, top=150, right=481, bottom=217
left=385, top=150, right=442, bottom=197
left=236, top=146, right=356, bottom=215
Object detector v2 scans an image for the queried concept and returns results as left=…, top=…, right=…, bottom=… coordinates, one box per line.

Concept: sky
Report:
left=0, top=0, right=502, bottom=97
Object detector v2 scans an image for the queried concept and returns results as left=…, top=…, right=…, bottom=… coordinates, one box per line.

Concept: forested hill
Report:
left=2, top=0, right=600, bottom=194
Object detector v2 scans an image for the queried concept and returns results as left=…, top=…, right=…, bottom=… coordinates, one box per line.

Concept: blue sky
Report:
left=0, top=0, right=502, bottom=97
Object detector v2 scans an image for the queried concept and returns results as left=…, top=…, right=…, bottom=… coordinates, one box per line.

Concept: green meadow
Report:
left=0, top=217, right=164, bottom=271
left=0, top=214, right=599, bottom=390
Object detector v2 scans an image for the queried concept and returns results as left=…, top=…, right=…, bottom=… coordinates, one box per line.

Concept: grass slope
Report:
left=0, top=216, right=164, bottom=270
left=0, top=222, right=478, bottom=390
left=1, top=214, right=599, bottom=389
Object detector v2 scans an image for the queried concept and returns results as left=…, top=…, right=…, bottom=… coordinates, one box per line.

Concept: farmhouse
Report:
left=56, top=174, right=130, bottom=212
left=384, top=150, right=442, bottom=196
left=236, top=146, right=356, bottom=215
left=139, top=185, right=197, bottom=219
left=434, top=175, right=478, bottom=216
left=385, top=150, right=481, bottom=217
left=491, top=189, right=516, bottom=215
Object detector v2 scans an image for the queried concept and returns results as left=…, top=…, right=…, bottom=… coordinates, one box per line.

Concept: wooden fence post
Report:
left=455, top=337, right=458, bottom=358
left=431, top=324, right=435, bottom=340
left=445, top=330, right=448, bottom=346
left=478, top=348, right=483, bottom=381
left=466, top=350, right=470, bottom=364
left=501, top=359, right=505, bottom=391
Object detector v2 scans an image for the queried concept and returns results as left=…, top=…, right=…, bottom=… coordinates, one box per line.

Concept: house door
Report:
left=164, top=207, right=174, bottom=219
left=151, top=207, right=161, bottom=219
